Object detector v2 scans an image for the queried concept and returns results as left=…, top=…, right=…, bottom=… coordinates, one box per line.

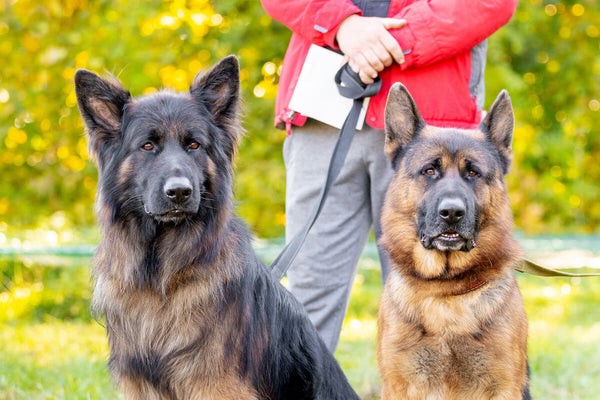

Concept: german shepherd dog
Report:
left=74, top=56, right=359, bottom=400
left=377, top=84, right=529, bottom=399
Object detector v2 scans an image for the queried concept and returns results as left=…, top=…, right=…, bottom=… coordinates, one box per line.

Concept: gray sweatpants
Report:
left=283, top=119, right=394, bottom=352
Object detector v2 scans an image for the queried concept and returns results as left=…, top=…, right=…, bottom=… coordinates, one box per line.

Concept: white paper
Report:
left=289, top=45, right=369, bottom=130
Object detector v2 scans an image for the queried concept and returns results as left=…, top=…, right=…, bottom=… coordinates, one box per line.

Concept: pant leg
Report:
left=363, top=128, right=395, bottom=283
left=284, top=120, right=372, bottom=352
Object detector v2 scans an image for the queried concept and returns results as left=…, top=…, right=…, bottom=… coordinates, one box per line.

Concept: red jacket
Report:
left=261, top=0, right=517, bottom=131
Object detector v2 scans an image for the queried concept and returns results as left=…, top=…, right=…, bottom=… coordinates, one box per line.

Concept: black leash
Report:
left=270, top=65, right=382, bottom=280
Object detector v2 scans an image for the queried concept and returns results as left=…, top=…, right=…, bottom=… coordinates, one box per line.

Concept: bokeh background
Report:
left=0, top=1, right=599, bottom=399
left=0, top=0, right=598, bottom=240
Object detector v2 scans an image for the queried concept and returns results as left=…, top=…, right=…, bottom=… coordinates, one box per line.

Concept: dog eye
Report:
left=422, top=167, right=436, bottom=176
left=188, top=141, right=200, bottom=151
left=141, top=142, right=155, bottom=151
left=467, top=169, right=480, bottom=179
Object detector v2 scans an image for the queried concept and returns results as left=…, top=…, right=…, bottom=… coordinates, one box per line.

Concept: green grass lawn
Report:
left=1, top=252, right=599, bottom=399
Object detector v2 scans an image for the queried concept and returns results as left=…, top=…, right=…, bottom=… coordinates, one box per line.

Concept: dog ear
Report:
left=190, top=56, right=242, bottom=161
left=479, top=90, right=514, bottom=173
left=384, top=83, right=424, bottom=162
left=74, top=69, right=130, bottom=159
left=190, top=55, right=241, bottom=130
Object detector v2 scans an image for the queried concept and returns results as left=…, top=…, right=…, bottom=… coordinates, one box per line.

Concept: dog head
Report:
left=74, top=56, right=242, bottom=226
left=381, top=83, right=516, bottom=278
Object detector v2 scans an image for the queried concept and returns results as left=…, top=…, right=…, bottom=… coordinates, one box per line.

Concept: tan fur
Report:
left=92, top=225, right=261, bottom=400
left=377, top=121, right=528, bottom=399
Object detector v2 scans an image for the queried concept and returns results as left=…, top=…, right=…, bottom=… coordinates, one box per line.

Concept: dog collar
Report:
left=457, top=279, right=488, bottom=295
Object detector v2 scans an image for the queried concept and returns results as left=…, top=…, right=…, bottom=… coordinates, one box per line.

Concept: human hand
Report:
left=336, top=15, right=406, bottom=84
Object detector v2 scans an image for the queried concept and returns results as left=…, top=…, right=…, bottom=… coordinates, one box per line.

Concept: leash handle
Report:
left=334, top=64, right=382, bottom=99
left=517, top=258, right=600, bottom=277
left=270, top=64, right=381, bottom=280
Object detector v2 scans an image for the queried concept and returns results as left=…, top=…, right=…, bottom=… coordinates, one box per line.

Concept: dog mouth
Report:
left=144, top=205, right=193, bottom=223
left=423, top=230, right=476, bottom=252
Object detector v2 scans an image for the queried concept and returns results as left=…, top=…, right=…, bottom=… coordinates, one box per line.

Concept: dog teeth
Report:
left=441, top=232, right=459, bottom=239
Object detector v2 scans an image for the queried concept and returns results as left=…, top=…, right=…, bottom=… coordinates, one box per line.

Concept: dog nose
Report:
left=164, top=177, right=192, bottom=204
left=438, top=197, right=466, bottom=224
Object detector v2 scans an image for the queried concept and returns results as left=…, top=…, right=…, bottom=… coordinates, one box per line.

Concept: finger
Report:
left=341, top=54, right=351, bottom=68
left=370, top=42, right=395, bottom=68
left=359, top=70, right=375, bottom=85
left=379, top=33, right=405, bottom=64
left=350, top=54, right=377, bottom=84
left=363, top=47, right=386, bottom=73
left=381, top=18, right=406, bottom=30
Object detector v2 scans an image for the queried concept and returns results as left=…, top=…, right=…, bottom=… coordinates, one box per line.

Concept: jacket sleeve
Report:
left=388, top=0, right=518, bottom=69
left=260, top=0, right=362, bottom=48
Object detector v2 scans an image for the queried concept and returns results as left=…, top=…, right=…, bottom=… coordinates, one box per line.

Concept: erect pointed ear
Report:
left=479, top=90, right=514, bottom=173
left=190, top=56, right=242, bottom=161
left=384, top=83, right=425, bottom=163
left=190, top=55, right=241, bottom=130
left=74, top=69, right=130, bottom=158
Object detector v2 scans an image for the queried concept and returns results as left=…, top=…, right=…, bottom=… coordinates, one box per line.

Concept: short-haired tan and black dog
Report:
left=377, top=83, right=529, bottom=399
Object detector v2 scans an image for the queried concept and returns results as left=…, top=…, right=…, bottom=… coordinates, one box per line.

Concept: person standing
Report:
left=261, top=0, right=518, bottom=352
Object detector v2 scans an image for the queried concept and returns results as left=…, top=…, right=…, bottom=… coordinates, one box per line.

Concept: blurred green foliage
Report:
left=486, top=0, right=600, bottom=233
left=0, top=0, right=598, bottom=238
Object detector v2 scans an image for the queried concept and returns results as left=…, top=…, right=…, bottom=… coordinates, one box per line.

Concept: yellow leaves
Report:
left=56, top=143, right=87, bottom=172
left=160, top=14, right=181, bottom=29
left=210, top=14, right=223, bottom=26
left=39, top=46, right=67, bottom=66
left=545, top=4, right=558, bottom=17
left=559, top=26, right=571, bottom=39
left=275, top=212, right=286, bottom=227
left=63, top=156, right=86, bottom=172
left=262, top=62, right=277, bottom=76
left=22, top=34, right=41, bottom=53
left=571, top=4, right=585, bottom=17
left=0, top=21, right=9, bottom=35
left=0, top=198, right=9, bottom=215
left=550, top=166, right=563, bottom=179
left=531, top=105, right=545, bottom=120
left=552, top=181, right=566, bottom=195
left=543, top=3, right=585, bottom=18
left=5, top=127, right=27, bottom=149
left=546, top=60, right=560, bottom=74
left=56, top=145, right=70, bottom=160
left=253, top=84, right=267, bottom=98
left=253, top=60, right=281, bottom=99
left=569, top=195, right=582, bottom=209
left=159, top=65, right=189, bottom=91
left=524, top=72, right=536, bottom=85
left=75, top=51, right=89, bottom=69
left=253, top=80, right=277, bottom=99
left=0, top=88, right=9, bottom=103
left=139, top=0, right=222, bottom=38
left=536, top=52, right=549, bottom=64
left=586, top=25, right=599, bottom=38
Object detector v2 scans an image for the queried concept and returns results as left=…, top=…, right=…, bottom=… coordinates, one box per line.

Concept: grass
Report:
left=1, top=249, right=599, bottom=399
left=0, top=322, right=114, bottom=400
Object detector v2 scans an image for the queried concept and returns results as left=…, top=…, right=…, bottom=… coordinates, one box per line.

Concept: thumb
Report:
left=381, top=18, right=406, bottom=30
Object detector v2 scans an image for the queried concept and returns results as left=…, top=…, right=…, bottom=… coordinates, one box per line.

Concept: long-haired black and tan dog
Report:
left=74, top=56, right=359, bottom=400
left=377, top=83, right=529, bottom=399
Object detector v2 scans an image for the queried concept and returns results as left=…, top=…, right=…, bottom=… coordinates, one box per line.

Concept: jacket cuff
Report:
left=313, top=3, right=362, bottom=48
left=390, top=24, right=417, bottom=70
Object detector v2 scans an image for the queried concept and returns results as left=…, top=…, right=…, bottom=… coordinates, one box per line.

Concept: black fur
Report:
left=75, top=56, right=359, bottom=400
